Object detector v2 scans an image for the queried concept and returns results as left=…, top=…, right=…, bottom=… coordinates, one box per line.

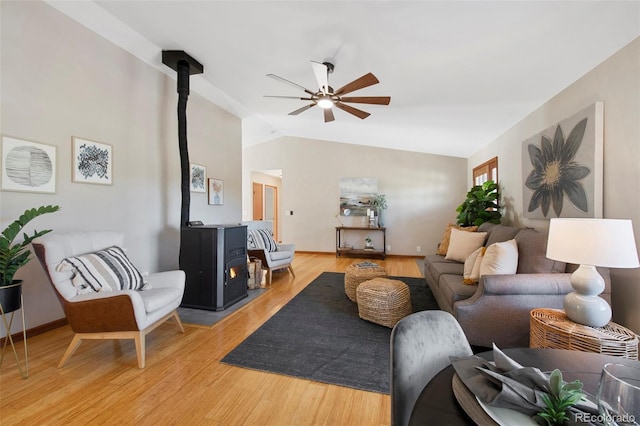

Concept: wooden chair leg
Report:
left=288, top=265, right=295, bottom=277
left=134, top=332, right=145, bottom=369
left=173, top=311, right=185, bottom=333
left=58, top=334, right=83, bottom=368
left=268, top=268, right=273, bottom=285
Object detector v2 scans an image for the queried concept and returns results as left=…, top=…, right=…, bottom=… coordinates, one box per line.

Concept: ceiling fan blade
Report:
left=340, top=96, right=390, bottom=105
left=264, top=95, right=314, bottom=100
left=267, top=73, right=315, bottom=95
left=324, top=108, right=335, bottom=123
left=289, top=104, right=316, bottom=116
left=334, top=72, right=380, bottom=96
left=335, top=102, right=370, bottom=119
left=311, top=61, right=329, bottom=94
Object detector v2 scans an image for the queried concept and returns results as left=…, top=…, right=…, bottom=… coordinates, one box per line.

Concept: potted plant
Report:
left=371, top=193, right=388, bottom=227
left=0, top=205, right=60, bottom=313
left=364, top=236, right=373, bottom=249
left=455, top=180, right=501, bottom=227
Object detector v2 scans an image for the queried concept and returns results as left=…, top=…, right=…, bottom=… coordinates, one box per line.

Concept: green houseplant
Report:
left=455, top=180, right=501, bottom=227
left=0, top=205, right=60, bottom=311
left=371, top=193, right=388, bottom=227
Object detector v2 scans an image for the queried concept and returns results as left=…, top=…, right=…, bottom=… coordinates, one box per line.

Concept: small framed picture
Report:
left=208, top=178, right=224, bottom=205
left=72, top=137, right=112, bottom=185
left=190, top=163, right=206, bottom=193
left=1, top=136, right=57, bottom=193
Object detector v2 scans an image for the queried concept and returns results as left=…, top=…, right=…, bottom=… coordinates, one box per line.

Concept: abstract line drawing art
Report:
left=190, top=163, right=206, bottom=193
left=2, top=136, right=56, bottom=193
left=522, top=102, right=603, bottom=219
left=72, top=137, right=112, bottom=185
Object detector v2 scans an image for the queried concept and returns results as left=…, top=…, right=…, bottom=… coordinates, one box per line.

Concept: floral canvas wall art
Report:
left=1, top=136, right=56, bottom=193
left=190, top=163, right=206, bottom=193
left=72, top=137, right=112, bottom=185
left=208, top=178, right=224, bottom=205
left=522, top=102, right=603, bottom=219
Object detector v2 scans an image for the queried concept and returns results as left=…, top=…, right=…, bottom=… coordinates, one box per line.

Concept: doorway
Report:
left=251, top=178, right=280, bottom=242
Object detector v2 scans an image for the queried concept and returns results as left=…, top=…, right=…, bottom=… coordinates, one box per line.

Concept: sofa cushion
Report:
left=439, top=274, right=478, bottom=305
left=515, top=228, right=566, bottom=273
left=485, top=224, right=521, bottom=246
left=445, top=228, right=487, bottom=262
left=436, top=223, right=478, bottom=255
left=428, top=259, right=465, bottom=284
left=138, top=287, right=183, bottom=313
left=480, top=239, right=519, bottom=276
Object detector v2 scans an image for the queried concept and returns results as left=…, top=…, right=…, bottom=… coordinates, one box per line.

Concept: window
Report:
left=473, top=157, right=498, bottom=185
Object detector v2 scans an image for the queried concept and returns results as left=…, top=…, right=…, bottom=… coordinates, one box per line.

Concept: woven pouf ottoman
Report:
left=356, top=278, right=412, bottom=328
left=344, top=262, right=387, bottom=302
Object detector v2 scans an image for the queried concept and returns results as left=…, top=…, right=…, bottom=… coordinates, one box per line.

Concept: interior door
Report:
left=252, top=182, right=264, bottom=220
left=265, top=184, right=279, bottom=241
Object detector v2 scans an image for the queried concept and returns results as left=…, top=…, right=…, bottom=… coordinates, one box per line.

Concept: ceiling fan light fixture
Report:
left=317, top=96, right=334, bottom=109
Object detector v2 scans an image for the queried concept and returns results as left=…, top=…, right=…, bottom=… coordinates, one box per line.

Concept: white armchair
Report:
left=243, top=221, right=295, bottom=285
left=33, top=231, right=185, bottom=368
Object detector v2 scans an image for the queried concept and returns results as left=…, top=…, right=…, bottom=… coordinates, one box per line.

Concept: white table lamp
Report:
left=546, top=218, right=639, bottom=327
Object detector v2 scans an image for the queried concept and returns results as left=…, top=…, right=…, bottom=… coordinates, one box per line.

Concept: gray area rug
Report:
left=221, top=272, right=437, bottom=393
left=178, top=288, right=269, bottom=327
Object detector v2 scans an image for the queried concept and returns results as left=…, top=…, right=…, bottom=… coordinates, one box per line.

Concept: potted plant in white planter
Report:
left=0, top=205, right=60, bottom=313
left=371, top=193, right=388, bottom=227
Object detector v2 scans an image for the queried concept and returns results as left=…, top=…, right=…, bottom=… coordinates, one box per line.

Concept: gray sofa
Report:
left=424, top=222, right=611, bottom=348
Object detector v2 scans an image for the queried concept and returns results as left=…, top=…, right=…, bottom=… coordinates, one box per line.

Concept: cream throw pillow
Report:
left=445, top=228, right=487, bottom=262
left=436, top=223, right=479, bottom=256
left=480, top=239, right=519, bottom=276
left=463, top=247, right=486, bottom=285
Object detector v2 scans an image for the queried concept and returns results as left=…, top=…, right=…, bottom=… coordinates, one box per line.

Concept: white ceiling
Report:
left=48, top=1, right=639, bottom=158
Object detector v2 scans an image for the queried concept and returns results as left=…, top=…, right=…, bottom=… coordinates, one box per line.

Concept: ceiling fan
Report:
left=265, top=61, right=391, bottom=123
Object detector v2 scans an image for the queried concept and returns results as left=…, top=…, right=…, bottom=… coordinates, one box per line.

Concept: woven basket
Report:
left=356, top=278, right=412, bottom=328
left=530, top=308, right=639, bottom=360
left=344, top=263, right=387, bottom=302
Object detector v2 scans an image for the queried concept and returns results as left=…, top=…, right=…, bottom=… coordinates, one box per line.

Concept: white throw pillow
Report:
left=445, top=228, right=487, bottom=263
left=463, top=247, right=486, bottom=285
left=480, top=239, right=519, bottom=276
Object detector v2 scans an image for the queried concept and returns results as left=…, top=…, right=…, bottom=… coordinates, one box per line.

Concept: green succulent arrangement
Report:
left=455, top=180, right=502, bottom=227
left=371, top=193, right=387, bottom=210
left=537, top=369, right=585, bottom=426
left=0, top=205, right=60, bottom=287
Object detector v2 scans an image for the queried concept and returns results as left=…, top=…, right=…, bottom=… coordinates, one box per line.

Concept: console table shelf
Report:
left=335, top=226, right=386, bottom=260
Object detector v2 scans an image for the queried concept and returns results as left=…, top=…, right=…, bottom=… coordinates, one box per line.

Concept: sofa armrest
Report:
left=479, top=273, right=574, bottom=296
left=277, top=243, right=295, bottom=253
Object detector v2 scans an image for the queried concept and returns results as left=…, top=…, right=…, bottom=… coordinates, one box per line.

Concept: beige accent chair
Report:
left=390, top=310, right=473, bottom=426
left=243, top=221, right=295, bottom=285
left=33, top=231, right=185, bottom=368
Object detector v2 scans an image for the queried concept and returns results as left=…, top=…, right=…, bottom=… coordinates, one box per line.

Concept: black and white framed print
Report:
left=72, top=137, right=113, bottom=185
left=1, top=136, right=57, bottom=193
left=190, top=163, right=206, bottom=193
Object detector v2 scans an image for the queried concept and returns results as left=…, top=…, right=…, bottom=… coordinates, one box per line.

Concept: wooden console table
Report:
left=335, top=226, right=386, bottom=259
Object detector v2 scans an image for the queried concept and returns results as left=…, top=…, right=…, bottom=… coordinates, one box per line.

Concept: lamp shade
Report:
left=546, top=218, right=639, bottom=268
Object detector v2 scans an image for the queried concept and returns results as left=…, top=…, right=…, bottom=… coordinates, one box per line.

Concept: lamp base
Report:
left=564, top=264, right=611, bottom=327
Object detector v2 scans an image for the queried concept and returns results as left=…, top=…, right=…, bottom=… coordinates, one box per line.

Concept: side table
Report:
left=530, top=308, right=639, bottom=360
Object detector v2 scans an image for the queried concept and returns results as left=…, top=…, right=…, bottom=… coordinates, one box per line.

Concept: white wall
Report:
left=243, top=136, right=468, bottom=256
left=468, top=37, right=640, bottom=332
left=0, top=1, right=242, bottom=335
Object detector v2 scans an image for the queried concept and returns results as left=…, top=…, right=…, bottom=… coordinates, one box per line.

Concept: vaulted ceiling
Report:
left=49, top=1, right=639, bottom=157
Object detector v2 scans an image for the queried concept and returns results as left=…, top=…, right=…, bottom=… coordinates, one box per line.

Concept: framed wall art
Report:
left=190, top=163, right=206, bottom=193
left=208, top=178, right=224, bottom=205
left=339, top=177, right=378, bottom=216
left=1, top=136, right=57, bottom=194
left=72, top=137, right=112, bottom=185
left=522, top=102, right=603, bottom=219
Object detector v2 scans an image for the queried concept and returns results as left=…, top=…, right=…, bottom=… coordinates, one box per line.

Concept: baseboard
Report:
left=0, top=317, right=67, bottom=346
left=296, top=250, right=424, bottom=259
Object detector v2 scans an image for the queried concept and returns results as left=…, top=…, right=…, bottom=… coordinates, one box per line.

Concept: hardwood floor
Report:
left=0, top=253, right=423, bottom=425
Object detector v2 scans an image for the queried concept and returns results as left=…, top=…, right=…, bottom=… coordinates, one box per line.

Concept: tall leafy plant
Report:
left=0, top=205, right=60, bottom=287
left=455, top=181, right=501, bottom=227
